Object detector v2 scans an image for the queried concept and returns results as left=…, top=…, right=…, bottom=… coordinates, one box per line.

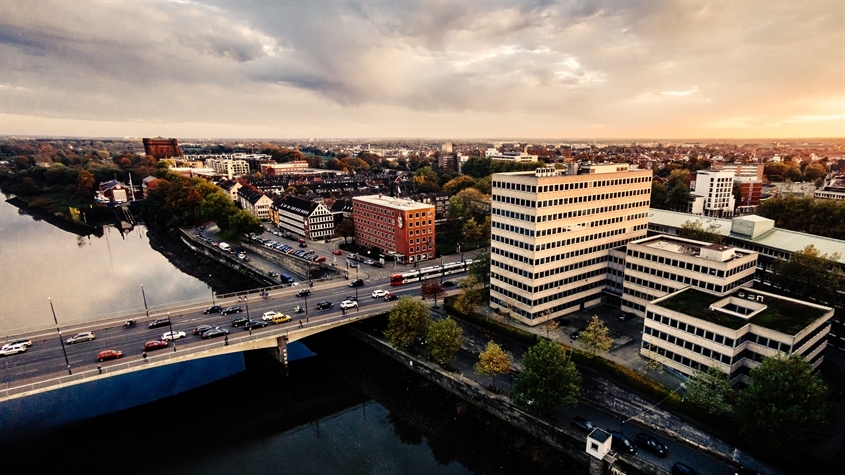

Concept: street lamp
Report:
left=354, top=265, right=359, bottom=303
left=141, top=284, right=150, bottom=320
left=304, top=293, right=309, bottom=322
left=209, top=274, right=215, bottom=306
left=166, top=311, right=176, bottom=352
left=245, top=295, right=250, bottom=321
left=48, top=297, right=72, bottom=375
left=440, top=255, right=444, bottom=284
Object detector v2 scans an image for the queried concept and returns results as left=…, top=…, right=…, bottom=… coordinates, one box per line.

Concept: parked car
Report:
left=347, top=260, right=357, bottom=268
left=340, top=300, right=358, bottom=309
left=221, top=305, right=243, bottom=315
left=296, top=289, right=311, bottom=297
left=2, top=338, right=32, bottom=349
left=441, top=281, right=456, bottom=288
left=0, top=343, right=27, bottom=356
left=67, top=332, right=96, bottom=344
left=299, top=243, right=307, bottom=248
left=149, top=317, right=171, bottom=329
left=349, top=278, right=364, bottom=287
left=571, top=417, right=595, bottom=433
left=618, top=312, right=635, bottom=322
left=193, top=324, right=214, bottom=335
left=161, top=331, right=186, bottom=341
left=244, top=320, right=269, bottom=331
left=202, top=327, right=229, bottom=339
left=144, top=340, right=168, bottom=351
left=384, top=293, right=399, bottom=301
left=203, top=305, right=223, bottom=314
left=316, top=301, right=333, bottom=310
left=363, top=259, right=375, bottom=265
left=231, top=317, right=250, bottom=327
left=671, top=462, right=700, bottom=475
left=608, top=430, right=636, bottom=454
left=372, top=289, right=388, bottom=298
left=634, top=433, right=667, bottom=456
left=97, top=349, right=123, bottom=362
left=332, top=250, right=342, bottom=255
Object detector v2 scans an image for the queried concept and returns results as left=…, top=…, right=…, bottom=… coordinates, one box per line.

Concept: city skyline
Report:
left=1, top=1, right=843, bottom=140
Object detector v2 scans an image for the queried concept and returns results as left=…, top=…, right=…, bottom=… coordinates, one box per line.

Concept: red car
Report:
left=97, top=350, right=123, bottom=362
left=332, top=250, right=342, bottom=255
left=143, top=340, right=168, bottom=351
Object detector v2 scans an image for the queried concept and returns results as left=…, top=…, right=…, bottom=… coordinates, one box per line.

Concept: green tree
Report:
left=667, top=183, right=690, bottom=212
left=735, top=353, right=832, bottom=461
left=678, top=220, right=724, bottom=244
left=413, top=166, right=440, bottom=192
left=426, top=317, right=463, bottom=366
left=442, top=175, right=476, bottom=194
left=579, top=315, right=613, bottom=357
left=771, top=245, right=844, bottom=306
left=224, top=209, right=264, bottom=236
left=420, top=280, right=446, bottom=308
left=685, top=366, right=733, bottom=415
left=474, top=341, right=512, bottom=389
left=461, top=217, right=483, bottom=244
left=651, top=182, right=668, bottom=209
left=454, top=275, right=484, bottom=315
left=512, top=339, right=581, bottom=416
left=468, top=251, right=490, bottom=288
left=384, top=296, right=431, bottom=350
left=334, top=219, right=355, bottom=243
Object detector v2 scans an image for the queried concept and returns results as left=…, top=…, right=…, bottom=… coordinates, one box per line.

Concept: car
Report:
left=296, top=289, right=311, bottom=297
left=193, top=324, right=214, bottom=335
left=372, top=289, right=389, bottom=298
left=314, top=256, right=326, bottom=262
left=298, top=238, right=306, bottom=243
left=349, top=278, right=364, bottom=287
left=144, top=340, right=168, bottom=351
left=618, top=312, right=635, bottom=322
left=221, top=305, right=243, bottom=315
left=371, top=261, right=383, bottom=268
left=384, top=293, right=399, bottom=301
left=202, top=327, right=229, bottom=339
left=316, top=301, right=333, bottom=310
left=272, top=313, right=292, bottom=324
left=442, top=281, right=456, bottom=287
left=97, top=349, right=123, bottom=362
left=161, top=331, right=186, bottom=341
left=203, top=305, right=223, bottom=314
left=243, top=257, right=251, bottom=262
left=262, top=311, right=281, bottom=322
left=2, top=338, right=32, bottom=349
left=347, top=260, right=357, bottom=268
left=268, top=271, right=279, bottom=277
left=231, top=317, right=250, bottom=327
left=244, top=320, right=269, bottom=331
left=571, top=417, right=595, bottom=433
left=149, top=317, right=171, bottom=328
left=340, top=300, right=358, bottom=309
left=363, top=259, right=375, bottom=265
left=344, top=295, right=359, bottom=302
left=299, top=243, right=307, bottom=248
left=0, top=344, right=27, bottom=356
left=608, top=430, right=636, bottom=454
left=634, top=433, right=667, bottom=456
left=67, top=332, right=96, bottom=344
left=332, top=250, right=342, bottom=255
left=671, top=462, right=700, bottom=475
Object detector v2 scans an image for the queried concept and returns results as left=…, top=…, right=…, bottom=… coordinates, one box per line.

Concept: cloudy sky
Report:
left=1, top=0, right=843, bottom=140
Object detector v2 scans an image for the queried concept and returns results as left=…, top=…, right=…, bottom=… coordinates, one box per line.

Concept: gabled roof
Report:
left=273, top=195, right=321, bottom=217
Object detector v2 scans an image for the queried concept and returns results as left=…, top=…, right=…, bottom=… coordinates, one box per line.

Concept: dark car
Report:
left=221, top=305, right=242, bottom=315
left=299, top=242, right=307, bottom=248
left=671, top=462, right=700, bottom=475
left=231, top=317, right=250, bottom=327
left=202, top=327, right=229, bottom=339
left=143, top=340, right=168, bottom=351
left=371, top=262, right=383, bottom=268
left=149, top=317, right=171, bottom=329
left=618, top=312, right=634, bottom=322
left=442, top=281, right=456, bottom=287
left=316, top=301, right=333, bottom=310
left=203, top=305, right=223, bottom=314
left=244, top=320, right=268, bottom=331
left=634, top=433, right=667, bottom=456
left=608, top=430, right=636, bottom=454
left=193, top=324, right=214, bottom=335
left=349, top=278, right=364, bottom=287
left=384, top=293, right=399, bottom=301
left=296, top=289, right=311, bottom=297
left=571, top=417, right=595, bottom=433
left=344, top=296, right=359, bottom=302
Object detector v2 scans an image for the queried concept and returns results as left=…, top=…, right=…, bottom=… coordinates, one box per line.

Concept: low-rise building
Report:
left=237, top=186, right=273, bottom=221
left=270, top=196, right=334, bottom=240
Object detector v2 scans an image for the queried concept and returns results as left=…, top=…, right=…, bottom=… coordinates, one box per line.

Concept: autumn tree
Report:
left=75, top=168, right=95, bottom=198
left=684, top=366, right=733, bottom=415
left=771, top=245, right=844, bottom=306
left=426, top=317, right=463, bottom=366
left=442, top=175, right=476, bottom=194
left=454, top=275, right=485, bottom=316
left=461, top=216, right=483, bottom=244
left=678, top=220, right=724, bottom=244
left=579, top=315, right=613, bottom=357
left=384, top=296, right=431, bottom=350
left=475, top=341, right=512, bottom=389
left=420, top=280, right=446, bottom=308
left=512, top=339, right=581, bottom=416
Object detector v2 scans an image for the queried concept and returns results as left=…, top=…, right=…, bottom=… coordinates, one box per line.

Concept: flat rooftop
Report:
left=654, top=288, right=828, bottom=334
left=353, top=194, right=433, bottom=210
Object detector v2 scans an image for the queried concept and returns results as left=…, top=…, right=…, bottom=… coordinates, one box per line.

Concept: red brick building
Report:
left=143, top=137, right=183, bottom=159
left=353, top=195, right=436, bottom=264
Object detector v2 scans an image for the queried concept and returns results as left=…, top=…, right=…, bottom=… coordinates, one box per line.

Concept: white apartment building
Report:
left=490, top=163, right=652, bottom=326
left=206, top=158, right=251, bottom=178
left=690, top=169, right=736, bottom=217
left=621, top=235, right=758, bottom=316
left=486, top=147, right=539, bottom=163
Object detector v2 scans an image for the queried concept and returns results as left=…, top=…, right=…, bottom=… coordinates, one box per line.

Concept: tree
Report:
left=651, top=182, right=668, bottom=209
left=75, top=168, right=95, bottom=198
left=468, top=252, right=490, bottom=288
left=474, top=341, right=512, bottom=390
left=442, top=175, right=476, bottom=194
left=454, top=275, right=484, bottom=315
left=684, top=366, right=733, bottom=415
left=678, top=220, right=724, bottom=244
left=579, top=315, right=613, bottom=357
left=539, top=317, right=559, bottom=340
left=334, top=219, right=355, bottom=243
left=644, top=358, right=664, bottom=377
left=667, top=183, right=690, bottom=212
left=413, top=166, right=440, bottom=192
left=384, top=296, right=431, bottom=350
left=734, top=353, right=832, bottom=461
left=420, top=281, right=446, bottom=308
left=461, top=217, right=483, bottom=244
left=512, top=339, right=581, bottom=416
left=426, top=317, right=463, bottom=366
left=771, top=245, right=844, bottom=306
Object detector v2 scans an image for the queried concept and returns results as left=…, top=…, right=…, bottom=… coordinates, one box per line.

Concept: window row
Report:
left=492, top=255, right=606, bottom=280
left=643, top=327, right=733, bottom=364
left=491, top=237, right=632, bottom=267
left=645, top=311, right=736, bottom=347
left=625, top=263, right=754, bottom=294
left=492, top=175, right=650, bottom=193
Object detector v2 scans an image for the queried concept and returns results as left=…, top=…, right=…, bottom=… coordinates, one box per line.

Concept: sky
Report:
left=1, top=0, right=843, bottom=140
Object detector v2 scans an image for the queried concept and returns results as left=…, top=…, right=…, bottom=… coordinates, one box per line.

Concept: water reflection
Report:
left=0, top=197, right=211, bottom=334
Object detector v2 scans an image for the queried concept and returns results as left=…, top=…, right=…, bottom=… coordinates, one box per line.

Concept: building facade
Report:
left=489, top=164, right=652, bottom=325
left=143, top=137, right=183, bottom=159
left=206, top=158, right=251, bottom=178
left=237, top=186, right=273, bottom=221
left=270, top=196, right=334, bottom=241
left=690, top=169, right=736, bottom=217
left=261, top=161, right=309, bottom=176
left=352, top=195, right=436, bottom=264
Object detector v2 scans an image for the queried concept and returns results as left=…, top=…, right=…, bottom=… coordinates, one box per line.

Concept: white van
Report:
left=219, top=242, right=231, bottom=252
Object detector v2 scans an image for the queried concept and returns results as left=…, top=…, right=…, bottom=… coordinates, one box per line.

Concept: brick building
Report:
left=353, top=195, right=436, bottom=265
left=142, top=137, right=183, bottom=159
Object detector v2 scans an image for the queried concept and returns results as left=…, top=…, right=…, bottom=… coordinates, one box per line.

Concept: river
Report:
left=0, top=197, right=585, bottom=475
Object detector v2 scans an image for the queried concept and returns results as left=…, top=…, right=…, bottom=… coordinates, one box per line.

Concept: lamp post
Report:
left=354, top=265, right=359, bottom=303
left=166, top=311, right=176, bottom=352
left=49, top=297, right=72, bottom=375
left=141, top=284, right=150, bottom=320
left=304, top=293, right=309, bottom=322
left=440, top=255, right=444, bottom=284
left=209, top=274, right=215, bottom=306
left=245, top=295, right=250, bottom=322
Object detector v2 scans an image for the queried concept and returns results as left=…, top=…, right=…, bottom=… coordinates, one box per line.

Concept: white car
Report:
left=67, top=332, right=96, bottom=344
left=340, top=300, right=358, bottom=309
left=2, top=338, right=32, bottom=350
left=161, top=331, right=186, bottom=341
left=371, top=290, right=388, bottom=298
left=0, top=343, right=26, bottom=356
left=262, top=311, right=280, bottom=322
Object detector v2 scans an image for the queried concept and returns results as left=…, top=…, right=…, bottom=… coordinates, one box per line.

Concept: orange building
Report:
left=352, top=195, right=436, bottom=264
left=143, top=137, right=183, bottom=159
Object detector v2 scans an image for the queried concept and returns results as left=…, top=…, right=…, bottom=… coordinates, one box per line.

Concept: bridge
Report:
left=0, top=278, right=442, bottom=403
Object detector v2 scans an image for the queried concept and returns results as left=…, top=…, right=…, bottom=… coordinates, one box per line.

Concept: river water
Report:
left=0, top=197, right=585, bottom=475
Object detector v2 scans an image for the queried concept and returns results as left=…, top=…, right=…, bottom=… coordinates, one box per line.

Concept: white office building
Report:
left=690, top=169, right=736, bottom=217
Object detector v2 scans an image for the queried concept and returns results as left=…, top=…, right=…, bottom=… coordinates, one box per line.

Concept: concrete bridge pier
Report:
left=267, top=335, right=289, bottom=377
